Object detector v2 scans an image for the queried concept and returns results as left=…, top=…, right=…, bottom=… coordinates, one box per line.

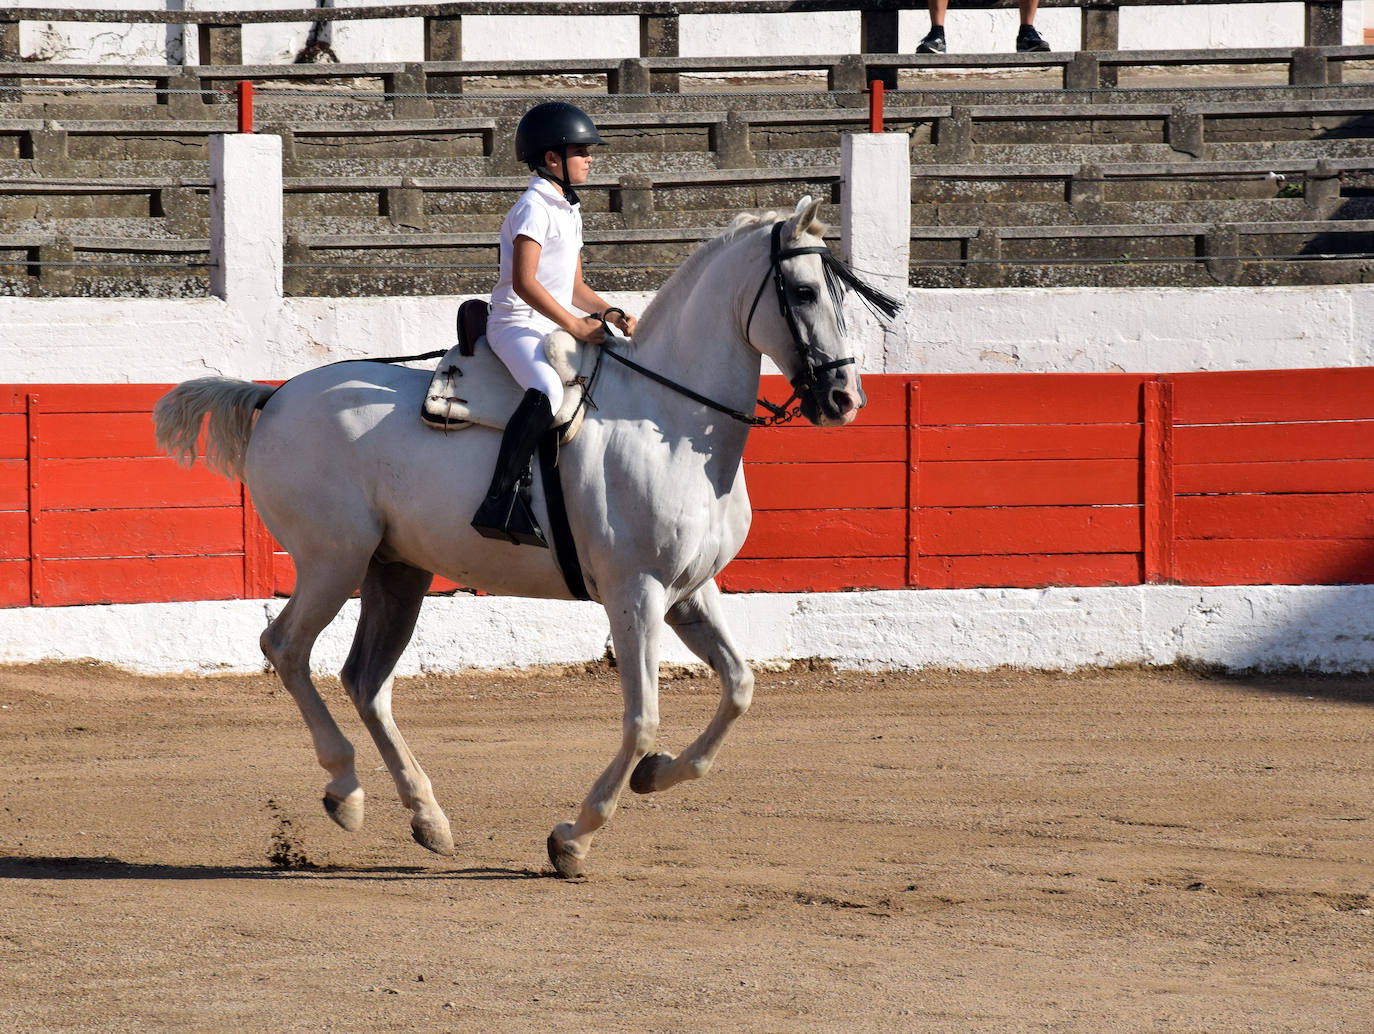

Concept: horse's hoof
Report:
left=411, top=817, right=455, bottom=856
left=546, top=831, right=587, bottom=879
left=630, top=751, right=675, bottom=794
left=322, top=791, right=364, bottom=832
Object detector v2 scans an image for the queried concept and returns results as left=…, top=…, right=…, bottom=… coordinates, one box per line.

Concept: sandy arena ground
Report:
left=0, top=660, right=1369, bottom=1033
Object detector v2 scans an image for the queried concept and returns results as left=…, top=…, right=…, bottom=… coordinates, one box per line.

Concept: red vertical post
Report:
left=1143, top=377, right=1175, bottom=583
left=237, top=80, right=254, bottom=134
left=906, top=378, right=921, bottom=587
left=26, top=393, right=41, bottom=606
left=242, top=485, right=275, bottom=598
left=867, top=79, right=885, bottom=133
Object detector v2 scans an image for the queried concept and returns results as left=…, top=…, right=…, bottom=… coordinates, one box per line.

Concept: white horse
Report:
left=153, top=196, right=896, bottom=877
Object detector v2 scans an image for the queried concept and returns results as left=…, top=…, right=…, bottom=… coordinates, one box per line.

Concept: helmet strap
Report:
left=537, top=145, right=579, bottom=207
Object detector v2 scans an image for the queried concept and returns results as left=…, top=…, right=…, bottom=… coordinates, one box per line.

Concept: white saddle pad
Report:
left=421, top=330, right=596, bottom=444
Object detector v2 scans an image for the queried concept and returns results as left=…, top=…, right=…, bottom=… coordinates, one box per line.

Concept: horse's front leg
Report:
left=630, top=579, right=754, bottom=795
left=546, top=581, right=664, bottom=878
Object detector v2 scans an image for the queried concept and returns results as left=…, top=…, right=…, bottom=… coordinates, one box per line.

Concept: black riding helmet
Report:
left=514, top=101, right=605, bottom=206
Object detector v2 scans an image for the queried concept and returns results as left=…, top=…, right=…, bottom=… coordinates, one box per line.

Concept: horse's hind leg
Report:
left=260, top=549, right=375, bottom=833
left=339, top=557, right=453, bottom=856
left=631, top=579, right=754, bottom=795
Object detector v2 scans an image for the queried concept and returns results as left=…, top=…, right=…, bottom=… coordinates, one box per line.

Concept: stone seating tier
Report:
left=6, top=210, right=1371, bottom=294
left=3, top=90, right=1372, bottom=170
left=2, top=48, right=1372, bottom=295
left=5, top=212, right=1370, bottom=298
left=4, top=153, right=1367, bottom=225
left=1, top=46, right=1371, bottom=115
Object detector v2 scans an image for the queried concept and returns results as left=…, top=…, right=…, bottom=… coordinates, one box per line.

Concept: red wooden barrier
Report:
left=5, top=370, right=1374, bottom=608
left=2, top=385, right=246, bottom=607
left=729, top=376, right=909, bottom=591
left=1171, top=367, right=1374, bottom=585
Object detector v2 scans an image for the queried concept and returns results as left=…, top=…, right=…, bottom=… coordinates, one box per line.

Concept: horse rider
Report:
left=471, top=100, right=638, bottom=547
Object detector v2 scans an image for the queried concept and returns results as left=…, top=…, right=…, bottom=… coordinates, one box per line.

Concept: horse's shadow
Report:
left=0, top=854, right=548, bottom=882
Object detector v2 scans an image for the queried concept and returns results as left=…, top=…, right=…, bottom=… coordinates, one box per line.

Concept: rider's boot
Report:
left=471, top=388, right=553, bottom=548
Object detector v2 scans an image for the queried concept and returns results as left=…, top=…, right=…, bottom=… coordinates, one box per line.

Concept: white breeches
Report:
left=487, top=322, right=565, bottom=413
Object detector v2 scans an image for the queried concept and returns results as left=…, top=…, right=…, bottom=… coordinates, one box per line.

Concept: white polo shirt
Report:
left=488, top=174, right=583, bottom=336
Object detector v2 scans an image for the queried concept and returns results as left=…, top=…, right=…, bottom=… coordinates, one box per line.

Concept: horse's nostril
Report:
left=830, top=388, right=856, bottom=415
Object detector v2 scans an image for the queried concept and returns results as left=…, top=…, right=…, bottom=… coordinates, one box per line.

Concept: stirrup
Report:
left=471, top=487, right=548, bottom=548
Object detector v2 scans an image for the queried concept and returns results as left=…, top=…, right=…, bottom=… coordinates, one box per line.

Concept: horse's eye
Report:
left=793, top=285, right=818, bottom=304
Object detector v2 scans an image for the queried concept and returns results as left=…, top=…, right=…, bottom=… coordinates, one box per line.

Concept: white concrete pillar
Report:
left=841, top=133, right=910, bottom=373
left=841, top=133, right=910, bottom=301
left=210, top=133, right=283, bottom=306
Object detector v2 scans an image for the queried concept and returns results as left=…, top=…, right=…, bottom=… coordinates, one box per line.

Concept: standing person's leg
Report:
left=1016, top=0, right=1051, bottom=51
left=917, top=0, right=948, bottom=53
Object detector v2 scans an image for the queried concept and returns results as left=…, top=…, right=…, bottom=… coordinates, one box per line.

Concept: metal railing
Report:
left=0, top=0, right=1352, bottom=70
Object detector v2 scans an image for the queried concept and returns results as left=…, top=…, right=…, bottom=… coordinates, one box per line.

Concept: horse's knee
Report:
left=624, top=713, right=659, bottom=756
left=261, top=621, right=311, bottom=675
left=342, top=666, right=392, bottom=721
left=260, top=625, right=283, bottom=669
left=320, top=742, right=357, bottom=777
left=585, top=795, right=617, bottom=824
left=724, top=670, right=755, bottom=720
left=339, top=656, right=361, bottom=697
left=340, top=668, right=374, bottom=714
left=344, top=687, right=382, bottom=726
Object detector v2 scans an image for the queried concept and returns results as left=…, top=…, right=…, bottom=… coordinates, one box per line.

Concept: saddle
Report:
left=421, top=300, right=598, bottom=444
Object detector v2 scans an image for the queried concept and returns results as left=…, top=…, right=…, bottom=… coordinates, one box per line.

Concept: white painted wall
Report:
left=3, top=283, right=1372, bottom=384
left=4, top=585, right=1374, bottom=675
left=17, top=0, right=1366, bottom=64
left=885, top=284, right=1374, bottom=374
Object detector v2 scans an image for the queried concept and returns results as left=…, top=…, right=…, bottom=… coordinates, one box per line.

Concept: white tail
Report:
left=152, top=377, right=276, bottom=481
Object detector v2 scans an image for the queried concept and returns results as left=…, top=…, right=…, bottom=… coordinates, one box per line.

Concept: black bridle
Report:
left=600, top=220, right=901, bottom=427
left=744, top=220, right=858, bottom=425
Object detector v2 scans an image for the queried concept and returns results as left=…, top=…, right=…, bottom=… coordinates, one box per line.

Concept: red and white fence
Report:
left=4, top=367, right=1373, bottom=610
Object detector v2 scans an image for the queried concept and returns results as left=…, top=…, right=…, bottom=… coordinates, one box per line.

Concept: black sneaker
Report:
left=916, top=28, right=946, bottom=54
left=1016, top=25, right=1050, bottom=52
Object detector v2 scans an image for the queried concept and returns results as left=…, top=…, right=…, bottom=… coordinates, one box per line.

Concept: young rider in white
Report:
left=472, top=101, right=637, bottom=547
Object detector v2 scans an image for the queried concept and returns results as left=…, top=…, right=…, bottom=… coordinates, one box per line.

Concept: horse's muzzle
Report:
left=823, top=386, right=863, bottom=425
left=799, top=373, right=864, bottom=427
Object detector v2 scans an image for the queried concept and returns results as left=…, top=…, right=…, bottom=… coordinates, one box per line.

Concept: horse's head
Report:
left=741, top=197, right=900, bottom=428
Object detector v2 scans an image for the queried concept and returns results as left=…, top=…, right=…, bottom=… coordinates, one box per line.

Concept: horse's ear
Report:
left=785, top=195, right=826, bottom=244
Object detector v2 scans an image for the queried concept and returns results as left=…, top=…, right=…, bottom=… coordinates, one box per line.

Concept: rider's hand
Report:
left=569, top=315, right=605, bottom=343
left=613, top=313, right=638, bottom=337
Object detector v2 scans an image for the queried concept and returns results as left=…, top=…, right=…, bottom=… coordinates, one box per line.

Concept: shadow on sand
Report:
left=1180, top=666, right=1374, bottom=707
left=0, top=854, right=550, bottom=882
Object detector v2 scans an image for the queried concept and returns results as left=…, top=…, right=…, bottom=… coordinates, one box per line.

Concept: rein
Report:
left=596, top=316, right=787, bottom=427
left=591, top=213, right=889, bottom=431
left=253, top=348, right=451, bottom=410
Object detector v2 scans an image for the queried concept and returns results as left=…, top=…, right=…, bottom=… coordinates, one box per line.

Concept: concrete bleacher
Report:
left=2, top=37, right=1372, bottom=296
